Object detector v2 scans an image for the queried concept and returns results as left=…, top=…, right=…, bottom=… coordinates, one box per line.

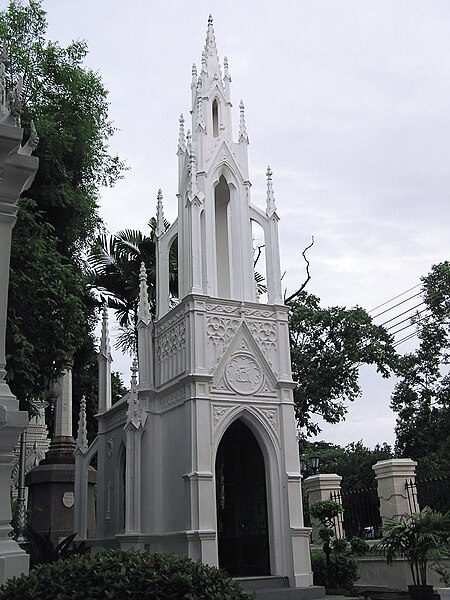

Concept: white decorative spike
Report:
left=266, top=166, right=278, bottom=216
left=201, top=50, right=207, bottom=73
left=191, top=63, right=197, bottom=84
left=186, top=129, right=192, bottom=154
left=223, top=56, right=230, bottom=79
left=76, top=396, right=88, bottom=453
left=138, top=262, right=151, bottom=326
left=100, top=304, right=111, bottom=358
left=126, top=356, right=141, bottom=428
left=156, top=189, right=165, bottom=238
left=238, top=100, right=249, bottom=143
left=197, top=94, right=205, bottom=131
left=177, top=114, right=186, bottom=153
left=203, top=15, right=222, bottom=81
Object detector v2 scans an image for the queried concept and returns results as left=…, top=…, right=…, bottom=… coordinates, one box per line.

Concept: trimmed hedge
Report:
left=0, top=550, right=254, bottom=600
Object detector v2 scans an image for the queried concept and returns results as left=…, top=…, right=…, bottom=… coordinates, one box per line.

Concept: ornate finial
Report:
left=177, top=114, right=186, bottom=153
left=201, top=50, right=207, bottom=73
left=156, top=189, right=164, bottom=238
left=266, top=166, right=277, bottom=216
left=192, top=63, right=197, bottom=77
left=76, top=396, right=88, bottom=453
left=138, top=262, right=152, bottom=325
left=126, top=355, right=141, bottom=428
left=238, top=100, right=249, bottom=143
left=197, top=94, right=205, bottom=131
left=130, top=355, right=138, bottom=387
left=208, top=14, right=213, bottom=26
left=186, top=129, right=192, bottom=154
left=223, top=56, right=230, bottom=79
left=100, top=303, right=111, bottom=358
left=18, top=119, right=39, bottom=156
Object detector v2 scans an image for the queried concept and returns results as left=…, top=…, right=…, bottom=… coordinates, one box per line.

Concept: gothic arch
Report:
left=212, top=406, right=285, bottom=576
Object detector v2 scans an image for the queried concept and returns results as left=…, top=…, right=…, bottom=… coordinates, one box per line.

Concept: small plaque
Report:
left=62, top=491, right=74, bottom=508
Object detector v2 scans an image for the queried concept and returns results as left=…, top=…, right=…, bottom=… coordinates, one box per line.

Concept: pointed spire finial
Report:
left=76, top=396, right=88, bottom=453
left=138, top=262, right=152, bottom=325
left=223, top=56, right=230, bottom=79
left=238, top=100, right=249, bottom=143
left=186, top=129, right=192, bottom=154
left=177, top=113, right=186, bottom=153
left=100, top=303, right=111, bottom=358
left=130, top=355, right=138, bottom=387
left=156, top=189, right=164, bottom=238
left=266, top=166, right=278, bottom=216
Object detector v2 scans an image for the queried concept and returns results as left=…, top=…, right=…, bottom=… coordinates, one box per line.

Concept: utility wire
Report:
left=372, top=292, right=422, bottom=319
left=390, top=313, right=430, bottom=337
left=383, top=306, right=428, bottom=330
left=393, top=332, right=418, bottom=348
left=369, top=283, right=422, bottom=313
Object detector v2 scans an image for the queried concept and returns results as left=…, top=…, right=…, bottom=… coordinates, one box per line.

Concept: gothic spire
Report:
left=266, top=166, right=278, bottom=217
left=238, top=100, right=249, bottom=143
left=156, top=189, right=164, bottom=238
left=100, top=303, right=111, bottom=359
left=126, top=356, right=141, bottom=428
left=75, top=396, right=88, bottom=453
left=177, top=114, right=186, bottom=154
left=138, top=262, right=151, bottom=326
left=203, top=15, right=222, bottom=82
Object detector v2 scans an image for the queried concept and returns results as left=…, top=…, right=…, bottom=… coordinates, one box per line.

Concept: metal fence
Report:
left=331, top=487, right=382, bottom=539
left=406, top=476, right=450, bottom=513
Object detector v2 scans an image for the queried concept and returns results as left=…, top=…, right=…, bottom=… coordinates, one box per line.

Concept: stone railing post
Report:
left=373, top=458, right=418, bottom=528
left=303, top=474, right=343, bottom=543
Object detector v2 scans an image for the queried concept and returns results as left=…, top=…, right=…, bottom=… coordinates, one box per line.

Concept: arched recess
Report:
left=215, top=413, right=280, bottom=577
left=214, top=175, right=231, bottom=298
left=212, top=98, right=219, bottom=137
left=157, top=220, right=179, bottom=317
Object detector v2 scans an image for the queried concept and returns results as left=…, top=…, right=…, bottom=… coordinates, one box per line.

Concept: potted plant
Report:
left=375, top=507, right=450, bottom=600
left=433, top=560, right=450, bottom=599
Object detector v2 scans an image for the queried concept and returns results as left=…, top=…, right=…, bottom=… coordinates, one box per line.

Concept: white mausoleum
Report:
left=76, top=17, right=313, bottom=588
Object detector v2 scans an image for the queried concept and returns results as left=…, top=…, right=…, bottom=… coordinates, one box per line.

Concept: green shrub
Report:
left=311, top=549, right=358, bottom=594
left=349, top=536, right=369, bottom=556
left=0, top=549, right=254, bottom=600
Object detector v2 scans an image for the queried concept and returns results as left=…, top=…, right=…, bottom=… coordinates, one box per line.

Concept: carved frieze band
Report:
left=160, top=388, right=185, bottom=412
left=156, top=320, right=186, bottom=361
left=105, top=407, right=127, bottom=430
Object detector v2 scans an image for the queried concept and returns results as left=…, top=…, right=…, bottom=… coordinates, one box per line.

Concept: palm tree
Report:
left=88, top=217, right=177, bottom=353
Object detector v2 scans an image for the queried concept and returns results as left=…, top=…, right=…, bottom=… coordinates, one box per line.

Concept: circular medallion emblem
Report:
left=225, top=353, right=262, bottom=395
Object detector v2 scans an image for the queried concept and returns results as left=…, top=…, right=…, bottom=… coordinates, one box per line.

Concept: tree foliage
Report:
left=391, top=261, right=450, bottom=477
left=288, top=291, right=398, bottom=436
left=88, top=218, right=178, bottom=354
left=301, top=439, right=393, bottom=491
left=1, top=0, right=123, bottom=409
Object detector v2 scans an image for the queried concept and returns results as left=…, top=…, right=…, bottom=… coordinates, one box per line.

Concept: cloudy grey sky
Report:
left=33, top=0, right=450, bottom=447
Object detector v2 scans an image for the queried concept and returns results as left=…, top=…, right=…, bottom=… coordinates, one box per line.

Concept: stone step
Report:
left=236, top=577, right=328, bottom=599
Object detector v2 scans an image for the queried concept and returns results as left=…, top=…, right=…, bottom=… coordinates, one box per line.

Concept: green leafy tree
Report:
left=1, top=0, right=124, bottom=410
left=88, top=218, right=178, bottom=354
left=301, top=440, right=393, bottom=491
left=288, top=291, right=398, bottom=437
left=391, top=261, right=450, bottom=477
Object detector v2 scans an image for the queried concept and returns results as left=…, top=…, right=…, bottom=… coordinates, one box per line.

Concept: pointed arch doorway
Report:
left=215, top=419, right=270, bottom=576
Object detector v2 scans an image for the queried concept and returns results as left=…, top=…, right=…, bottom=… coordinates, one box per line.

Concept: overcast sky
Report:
left=28, top=0, right=450, bottom=447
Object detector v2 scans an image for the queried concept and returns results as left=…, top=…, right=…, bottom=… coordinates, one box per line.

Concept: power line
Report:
left=372, top=292, right=422, bottom=319
left=369, top=283, right=422, bottom=313
left=383, top=306, right=428, bottom=331
left=390, top=312, right=431, bottom=337
left=393, top=332, right=418, bottom=348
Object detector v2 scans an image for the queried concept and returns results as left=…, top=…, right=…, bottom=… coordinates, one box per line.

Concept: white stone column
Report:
left=303, top=474, right=343, bottom=543
left=373, top=458, right=418, bottom=526
left=0, top=120, right=39, bottom=581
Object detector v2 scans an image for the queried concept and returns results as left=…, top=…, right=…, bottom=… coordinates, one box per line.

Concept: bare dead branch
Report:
left=284, top=235, right=315, bottom=305
left=253, top=244, right=265, bottom=267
